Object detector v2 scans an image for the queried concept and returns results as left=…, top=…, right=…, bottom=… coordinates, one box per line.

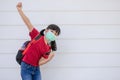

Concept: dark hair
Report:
left=40, top=29, right=45, bottom=36
left=46, top=24, right=61, bottom=36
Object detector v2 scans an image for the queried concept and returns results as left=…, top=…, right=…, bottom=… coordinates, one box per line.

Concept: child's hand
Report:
left=16, top=2, right=22, bottom=10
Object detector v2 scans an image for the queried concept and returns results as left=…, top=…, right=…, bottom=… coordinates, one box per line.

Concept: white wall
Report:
left=0, top=0, right=120, bottom=80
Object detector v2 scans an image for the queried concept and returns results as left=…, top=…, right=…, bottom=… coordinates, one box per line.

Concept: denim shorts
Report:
left=21, top=61, right=41, bottom=80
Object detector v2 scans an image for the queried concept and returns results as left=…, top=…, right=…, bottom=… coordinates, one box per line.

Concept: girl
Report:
left=16, top=2, right=61, bottom=80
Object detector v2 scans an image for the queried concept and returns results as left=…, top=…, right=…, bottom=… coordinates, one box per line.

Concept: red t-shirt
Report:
left=22, top=28, right=51, bottom=66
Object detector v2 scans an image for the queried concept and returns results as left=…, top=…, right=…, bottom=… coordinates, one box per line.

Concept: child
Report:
left=16, top=2, right=61, bottom=80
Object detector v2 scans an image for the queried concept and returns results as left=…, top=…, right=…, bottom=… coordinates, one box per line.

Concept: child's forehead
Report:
left=48, top=29, right=55, bottom=32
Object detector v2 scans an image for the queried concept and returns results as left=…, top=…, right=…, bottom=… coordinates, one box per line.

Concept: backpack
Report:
left=16, top=29, right=57, bottom=65
left=16, top=33, right=41, bottom=65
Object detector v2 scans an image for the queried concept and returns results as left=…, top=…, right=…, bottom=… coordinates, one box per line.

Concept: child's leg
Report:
left=21, top=62, right=32, bottom=80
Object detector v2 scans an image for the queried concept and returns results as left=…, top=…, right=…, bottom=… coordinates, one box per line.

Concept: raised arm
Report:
left=16, top=2, right=33, bottom=32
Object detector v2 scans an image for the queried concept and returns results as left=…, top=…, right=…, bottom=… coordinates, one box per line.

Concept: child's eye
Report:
left=51, top=31, right=54, bottom=32
left=51, top=31, right=55, bottom=34
left=50, top=30, right=58, bottom=36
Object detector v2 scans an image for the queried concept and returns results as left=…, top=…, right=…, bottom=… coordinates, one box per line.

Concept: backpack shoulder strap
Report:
left=22, top=33, right=41, bottom=55
left=35, top=33, right=42, bottom=40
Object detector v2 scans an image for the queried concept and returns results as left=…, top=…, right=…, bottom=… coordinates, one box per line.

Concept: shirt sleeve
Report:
left=42, top=51, right=50, bottom=59
left=29, top=28, right=39, bottom=40
left=42, top=48, right=51, bottom=59
left=42, top=53, right=49, bottom=59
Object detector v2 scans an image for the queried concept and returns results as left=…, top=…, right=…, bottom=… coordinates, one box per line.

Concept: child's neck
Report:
left=44, top=36, right=49, bottom=45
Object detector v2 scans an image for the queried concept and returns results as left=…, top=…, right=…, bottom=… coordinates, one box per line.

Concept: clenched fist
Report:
left=16, top=2, right=22, bottom=10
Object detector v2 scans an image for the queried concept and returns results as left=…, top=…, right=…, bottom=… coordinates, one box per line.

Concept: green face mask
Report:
left=45, top=30, right=56, bottom=42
